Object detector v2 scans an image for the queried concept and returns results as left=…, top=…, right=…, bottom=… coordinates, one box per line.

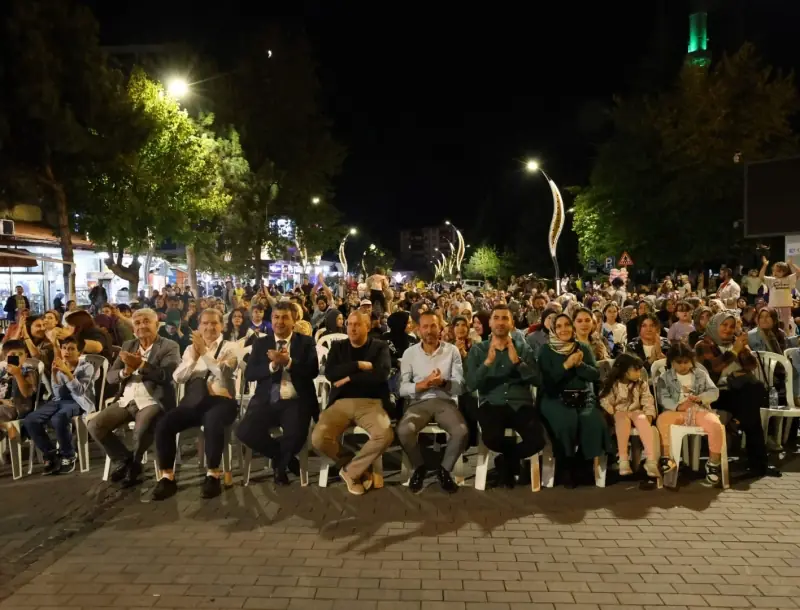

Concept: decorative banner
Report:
left=338, top=238, right=348, bottom=276
left=547, top=179, right=565, bottom=258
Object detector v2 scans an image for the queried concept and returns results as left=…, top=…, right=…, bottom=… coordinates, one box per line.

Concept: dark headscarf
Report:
left=473, top=311, right=491, bottom=341
left=386, top=311, right=412, bottom=354
left=323, top=308, right=343, bottom=335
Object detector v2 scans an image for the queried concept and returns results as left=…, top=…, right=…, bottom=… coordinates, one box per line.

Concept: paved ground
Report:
left=2, top=443, right=800, bottom=610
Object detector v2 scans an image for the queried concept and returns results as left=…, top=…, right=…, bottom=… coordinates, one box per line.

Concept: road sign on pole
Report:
left=604, top=256, right=615, bottom=272
left=587, top=258, right=598, bottom=274
left=618, top=251, right=634, bottom=267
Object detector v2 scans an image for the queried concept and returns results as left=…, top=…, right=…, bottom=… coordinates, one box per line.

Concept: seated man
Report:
left=87, top=308, right=181, bottom=487
left=0, top=340, right=38, bottom=441
left=151, top=308, right=239, bottom=501
left=236, top=302, right=319, bottom=485
left=466, top=305, right=544, bottom=487
left=23, top=336, right=95, bottom=474
left=398, top=311, right=467, bottom=494
left=311, top=311, right=393, bottom=495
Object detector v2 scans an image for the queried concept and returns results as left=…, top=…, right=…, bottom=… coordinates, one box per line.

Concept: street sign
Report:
left=604, top=256, right=615, bottom=272
left=618, top=251, right=634, bottom=266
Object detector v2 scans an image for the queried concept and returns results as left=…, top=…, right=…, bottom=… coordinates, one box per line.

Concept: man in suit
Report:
left=236, top=301, right=320, bottom=485
left=87, top=308, right=181, bottom=487
left=311, top=310, right=393, bottom=495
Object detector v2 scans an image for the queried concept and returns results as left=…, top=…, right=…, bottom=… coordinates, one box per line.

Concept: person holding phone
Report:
left=0, top=340, right=37, bottom=442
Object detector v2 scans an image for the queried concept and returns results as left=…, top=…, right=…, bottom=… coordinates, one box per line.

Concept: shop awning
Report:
left=0, top=248, right=74, bottom=268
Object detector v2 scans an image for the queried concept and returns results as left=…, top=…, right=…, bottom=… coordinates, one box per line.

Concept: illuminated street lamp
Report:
left=166, top=77, right=190, bottom=99
left=525, top=159, right=565, bottom=295
left=338, top=228, right=357, bottom=277
left=444, top=220, right=466, bottom=274
left=311, top=196, right=321, bottom=205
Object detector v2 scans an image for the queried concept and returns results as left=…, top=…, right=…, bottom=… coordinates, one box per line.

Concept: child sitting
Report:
left=655, top=343, right=722, bottom=486
left=0, top=340, right=38, bottom=441
left=599, top=353, right=659, bottom=478
left=667, top=301, right=695, bottom=344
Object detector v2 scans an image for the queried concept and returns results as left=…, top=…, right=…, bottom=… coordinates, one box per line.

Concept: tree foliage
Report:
left=464, top=246, right=511, bottom=280
left=573, top=44, right=800, bottom=268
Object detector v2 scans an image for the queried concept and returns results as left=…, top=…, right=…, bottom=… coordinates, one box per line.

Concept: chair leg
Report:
left=691, top=435, right=701, bottom=472
left=474, top=438, right=490, bottom=491
left=400, top=451, right=413, bottom=486
left=453, top=452, right=466, bottom=485
left=9, top=426, right=23, bottom=480
left=103, top=455, right=112, bottom=482
left=719, top=425, right=730, bottom=490
left=242, top=447, right=253, bottom=486
left=531, top=452, right=541, bottom=492
left=631, top=440, right=642, bottom=470
left=775, top=417, right=785, bottom=449
left=222, top=427, right=233, bottom=487
left=541, top=441, right=555, bottom=488
left=74, top=417, right=90, bottom=473
left=318, top=461, right=330, bottom=488
left=782, top=416, right=794, bottom=447
left=681, top=436, right=690, bottom=466
left=594, top=455, right=607, bottom=488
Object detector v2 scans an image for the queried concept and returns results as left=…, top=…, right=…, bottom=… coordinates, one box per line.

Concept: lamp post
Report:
left=361, top=244, right=377, bottom=276
left=526, top=160, right=565, bottom=295
left=338, top=228, right=357, bottom=277
left=444, top=221, right=466, bottom=275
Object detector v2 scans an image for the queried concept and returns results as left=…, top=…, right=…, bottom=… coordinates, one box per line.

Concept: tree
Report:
left=465, top=246, right=505, bottom=280
left=0, top=0, right=132, bottom=299
left=572, top=44, right=800, bottom=268
left=74, top=70, right=243, bottom=295
left=212, top=25, right=346, bottom=283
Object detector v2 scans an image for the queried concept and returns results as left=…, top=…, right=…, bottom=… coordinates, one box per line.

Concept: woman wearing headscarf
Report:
left=382, top=310, right=418, bottom=371
left=626, top=301, right=652, bottom=343
left=538, top=313, right=611, bottom=488
left=470, top=311, right=490, bottom=344
left=747, top=308, right=799, bottom=419
left=695, top=312, right=780, bottom=478
left=320, top=308, right=345, bottom=338
left=525, top=306, right=559, bottom=360
left=688, top=305, right=712, bottom=346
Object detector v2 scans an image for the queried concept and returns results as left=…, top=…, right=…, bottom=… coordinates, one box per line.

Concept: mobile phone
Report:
left=7, top=355, right=19, bottom=366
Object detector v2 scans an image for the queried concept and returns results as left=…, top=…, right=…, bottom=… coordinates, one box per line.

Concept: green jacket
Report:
left=466, top=335, right=540, bottom=410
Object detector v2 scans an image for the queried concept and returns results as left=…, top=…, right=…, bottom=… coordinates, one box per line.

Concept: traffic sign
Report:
left=604, top=256, right=615, bottom=272
left=618, top=251, right=634, bottom=266
left=587, top=258, right=598, bottom=274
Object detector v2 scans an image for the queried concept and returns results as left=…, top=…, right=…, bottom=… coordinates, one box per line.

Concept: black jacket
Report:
left=325, top=337, right=391, bottom=411
left=245, top=333, right=320, bottom=417
left=4, top=295, right=29, bottom=318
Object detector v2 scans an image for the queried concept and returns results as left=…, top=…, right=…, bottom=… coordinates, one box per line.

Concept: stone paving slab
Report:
left=2, top=450, right=800, bottom=609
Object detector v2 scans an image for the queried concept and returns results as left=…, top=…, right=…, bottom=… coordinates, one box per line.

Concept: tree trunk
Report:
left=253, top=241, right=263, bottom=288
left=186, top=244, right=199, bottom=297
left=105, top=249, right=141, bottom=297
left=143, top=247, right=154, bottom=298
left=46, top=164, right=76, bottom=301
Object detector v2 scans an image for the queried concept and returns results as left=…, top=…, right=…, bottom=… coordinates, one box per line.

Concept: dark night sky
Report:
left=86, top=0, right=800, bottom=264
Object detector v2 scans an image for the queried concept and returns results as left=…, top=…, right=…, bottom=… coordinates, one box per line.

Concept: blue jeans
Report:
left=23, top=400, right=82, bottom=459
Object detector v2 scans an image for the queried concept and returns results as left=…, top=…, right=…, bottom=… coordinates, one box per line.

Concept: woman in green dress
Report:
left=539, top=314, right=611, bottom=487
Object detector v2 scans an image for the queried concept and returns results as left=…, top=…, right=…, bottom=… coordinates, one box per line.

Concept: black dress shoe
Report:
left=287, top=456, right=301, bottom=477
left=436, top=467, right=458, bottom=494
left=43, top=456, right=61, bottom=476
left=110, top=459, right=131, bottom=483
left=750, top=464, right=782, bottom=478
left=274, top=469, right=290, bottom=486
left=122, top=461, right=143, bottom=488
left=201, top=475, right=222, bottom=499
left=152, top=478, right=178, bottom=501
left=408, top=466, right=426, bottom=493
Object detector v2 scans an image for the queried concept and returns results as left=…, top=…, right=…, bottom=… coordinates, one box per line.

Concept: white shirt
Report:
left=119, top=343, right=158, bottom=411
left=765, top=274, right=797, bottom=308
left=716, top=279, right=741, bottom=304
left=174, top=335, right=238, bottom=398
left=676, top=372, right=694, bottom=404
left=270, top=333, right=298, bottom=400
left=399, top=341, right=464, bottom=404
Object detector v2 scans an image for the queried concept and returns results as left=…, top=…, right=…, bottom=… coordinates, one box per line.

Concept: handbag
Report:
left=179, top=340, right=226, bottom=408
left=561, top=389, right=588, bottom=409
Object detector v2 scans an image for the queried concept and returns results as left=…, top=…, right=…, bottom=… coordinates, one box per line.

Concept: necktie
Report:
left=271, top=340, right=288, bottom=403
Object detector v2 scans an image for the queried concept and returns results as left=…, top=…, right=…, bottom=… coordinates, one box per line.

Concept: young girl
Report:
left=655, top=343, right=722, bottom=486
left=599, top=353, right=659, bottom=478
left=667, top=301, right=694, bottom=344
left=758, top=256, right=798, bottom=333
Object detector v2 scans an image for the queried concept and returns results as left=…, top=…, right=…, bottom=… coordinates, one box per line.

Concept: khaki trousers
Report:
left=311, top=398, right=393, bottom=479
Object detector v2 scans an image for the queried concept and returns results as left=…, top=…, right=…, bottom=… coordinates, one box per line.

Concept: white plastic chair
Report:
left=755, top=350, right=800, bottom=446
left=316, top=345, right=329, bottom=372
left=7, top=360, right=47, bottom=480
left=541, top=439, right=608, bottom=489
left=399, top=423, right=466, bottom=486
left=316, top=333, right=347, bottom=351
left=475, top=426, right=542, bottom=491
left=72, top=355, right=109, bottom=473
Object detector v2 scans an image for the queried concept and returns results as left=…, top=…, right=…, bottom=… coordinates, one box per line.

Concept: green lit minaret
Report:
left=688, top=0, right=710, bottom=66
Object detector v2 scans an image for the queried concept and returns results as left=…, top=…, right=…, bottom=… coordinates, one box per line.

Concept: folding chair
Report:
left=7, top=359, right=48, bottom=480
left=756, top=350, right=800, bottom=447
left=316, top=333, right=347, bottom=350
left=72, top=355, right=109, bottom=473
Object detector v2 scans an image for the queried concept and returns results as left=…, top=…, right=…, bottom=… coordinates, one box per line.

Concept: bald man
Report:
left=312, top=311, right=393, bottom=495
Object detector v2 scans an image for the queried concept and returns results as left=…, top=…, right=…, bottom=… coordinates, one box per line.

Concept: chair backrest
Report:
left=34, top=359, right=49, bottom=408
left=82, top=354, right=109, bottom=412
left=314, top=328, right=326, bottom=343
left=597, top=359, right=614, bottom=383
left=316, top=345, right=329, bottom=370
left=649, top=358, right=667, bottom=410
left=317, top=333, right=348, bottom=351
left=314, top=375, right=331, bottom=408
left=755, top=350, right=795, bottom=406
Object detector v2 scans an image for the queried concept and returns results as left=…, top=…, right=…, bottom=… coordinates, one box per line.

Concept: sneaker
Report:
left=644, top=460, right=660, bottom=479
left=436, top=467, right=458, bottom=494
left=705, top=461, right=722, bottom=487
left=340, top=468, right=365, bottom=496
left=618, top=459, right=632, bottom=476
left=408, top=466, right=426, bottom=494
left=151, top=478, right=178, bottom=501
left=60, top=457, right=77, bottom=474
left=361, top=469, right=374, bottom=491
left=110, top=459, right=131, bottom=483
left=42, top=457, right=61, bottom=476
left=201, top=475, right=222, bottom=499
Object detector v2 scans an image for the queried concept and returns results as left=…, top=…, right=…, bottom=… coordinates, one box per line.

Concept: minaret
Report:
left=687, top=0, right=711, bottom=66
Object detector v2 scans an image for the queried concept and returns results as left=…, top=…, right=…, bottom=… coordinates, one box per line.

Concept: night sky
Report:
left=86, top=0, right=800, bottom=264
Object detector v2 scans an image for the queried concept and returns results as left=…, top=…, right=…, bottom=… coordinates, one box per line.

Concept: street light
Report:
left=311, top=197, right=321, bottom=205
left=443, top=221, right=466, bottom=275
left=338, top=228, right=357, bottom=277
left=525, top=159, right=565, bottom=295
left=166, top=77, right=190, bottom=99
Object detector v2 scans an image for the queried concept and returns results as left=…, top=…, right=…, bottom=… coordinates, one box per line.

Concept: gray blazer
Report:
left=107, top=335, right=181, bottom=411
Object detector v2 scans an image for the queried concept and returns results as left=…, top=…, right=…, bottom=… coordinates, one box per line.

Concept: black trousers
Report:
left=236, top=398, right=310, bottom=470
left=478, top=403, right=546, bottom=462
left=716, top=388, right=768, bottom=469
left=154, top=396, right=238, bottom=470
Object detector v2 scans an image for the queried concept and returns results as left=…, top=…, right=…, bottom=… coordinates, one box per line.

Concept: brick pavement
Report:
left=2, top=451, right=800, bottom=610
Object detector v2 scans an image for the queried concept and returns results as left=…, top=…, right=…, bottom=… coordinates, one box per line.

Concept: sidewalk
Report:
left=2, top=456, right=800, bottom=610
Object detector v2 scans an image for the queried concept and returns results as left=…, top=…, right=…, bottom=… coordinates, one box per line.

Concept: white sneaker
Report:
left=618, top=459, right=632, bottom=476
left=644, top=460, right=659, bottom=478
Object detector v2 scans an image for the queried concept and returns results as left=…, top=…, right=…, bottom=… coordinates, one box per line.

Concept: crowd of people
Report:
left=0, top=257, right=798, bottom=498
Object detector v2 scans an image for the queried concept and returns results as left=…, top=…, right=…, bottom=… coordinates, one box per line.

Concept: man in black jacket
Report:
left=236, top=301, right=319, bottom=485
left=311, top=310, right=393, bottom=495
left=4, top=285, right=29, bottom=321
